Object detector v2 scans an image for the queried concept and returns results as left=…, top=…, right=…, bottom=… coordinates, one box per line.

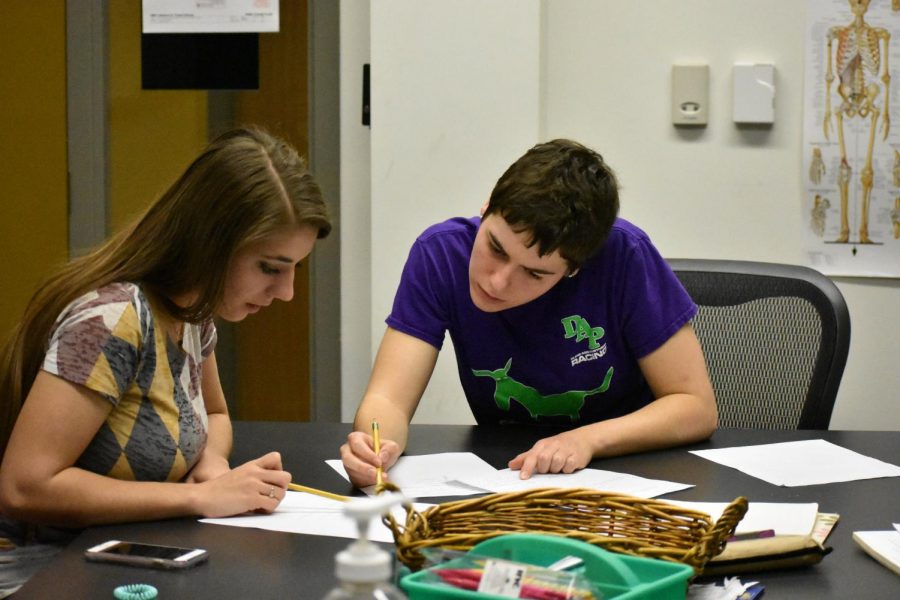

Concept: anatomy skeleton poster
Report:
left=804, top=0, right=900, bottom=277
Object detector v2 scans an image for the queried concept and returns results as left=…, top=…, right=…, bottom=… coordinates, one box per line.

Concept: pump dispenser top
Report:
left=322, top=492, right=408, bottom=599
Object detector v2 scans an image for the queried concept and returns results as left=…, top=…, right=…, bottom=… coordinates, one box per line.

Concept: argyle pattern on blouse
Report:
left=42, top=283, right=215, bottom=482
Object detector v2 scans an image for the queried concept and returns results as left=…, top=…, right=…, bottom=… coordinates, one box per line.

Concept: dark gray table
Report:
left=15, top=423, right=900, bottom=598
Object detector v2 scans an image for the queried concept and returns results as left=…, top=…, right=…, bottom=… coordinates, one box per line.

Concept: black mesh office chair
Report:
left=667, top=259, right=850, bottom=429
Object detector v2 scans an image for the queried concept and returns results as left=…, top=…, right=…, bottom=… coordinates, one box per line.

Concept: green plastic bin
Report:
left=400, top=533, right=693, bottom=600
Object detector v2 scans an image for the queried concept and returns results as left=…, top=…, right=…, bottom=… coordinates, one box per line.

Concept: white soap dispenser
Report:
left=322, top=492, right=409, bottom=600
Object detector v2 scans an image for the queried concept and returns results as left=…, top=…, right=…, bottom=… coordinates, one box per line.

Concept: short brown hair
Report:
left=484, top=139, right=619, bottom=270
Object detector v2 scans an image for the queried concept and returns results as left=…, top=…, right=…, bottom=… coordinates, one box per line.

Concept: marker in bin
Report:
left=432, top=567, right=597, bottom=600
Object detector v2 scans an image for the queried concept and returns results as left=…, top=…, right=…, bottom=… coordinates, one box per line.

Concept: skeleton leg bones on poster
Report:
left=804, top=0, right=900, bottom=277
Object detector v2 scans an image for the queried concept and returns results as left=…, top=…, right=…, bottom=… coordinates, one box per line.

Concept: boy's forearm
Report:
left=353, top=396, right=412, bottom=453
left=583, top=393, right=716, bottom=458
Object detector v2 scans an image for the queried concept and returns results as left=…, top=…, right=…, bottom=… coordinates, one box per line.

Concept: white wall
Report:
left=370, top=0, right=541, bottom=425
left=339, top=0, right=373, bottom=422
left=341, top=1, right=900, bottom=430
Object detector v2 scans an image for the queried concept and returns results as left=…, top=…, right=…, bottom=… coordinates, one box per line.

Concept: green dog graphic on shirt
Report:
left=472, top=358, right=614, bottom=421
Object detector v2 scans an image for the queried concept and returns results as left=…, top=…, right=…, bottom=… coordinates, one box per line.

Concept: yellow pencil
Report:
left=287, top=483, right=349, bottom=502
left=372, top=419, right=383, bottom=486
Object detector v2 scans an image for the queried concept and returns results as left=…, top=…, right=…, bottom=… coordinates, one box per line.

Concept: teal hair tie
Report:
left=113, top=583, right=158, bottom=600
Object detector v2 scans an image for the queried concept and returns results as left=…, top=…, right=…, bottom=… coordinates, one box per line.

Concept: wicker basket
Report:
left=382, top=486, right=748, bottom=574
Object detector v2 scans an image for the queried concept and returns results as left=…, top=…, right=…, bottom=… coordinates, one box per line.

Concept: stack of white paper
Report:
left=669, top=501, right=819, bottom=536
left=853, top=524, right=900, bottom=575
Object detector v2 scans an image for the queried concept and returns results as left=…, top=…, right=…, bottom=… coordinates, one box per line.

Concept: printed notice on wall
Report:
left=803, top=0, right=900, bottom=277
left=143, top=0, right=279, bottom=33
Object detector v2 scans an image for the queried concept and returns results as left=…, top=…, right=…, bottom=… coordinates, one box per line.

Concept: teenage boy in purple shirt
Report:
left=341, top=139, right=716, bottom=484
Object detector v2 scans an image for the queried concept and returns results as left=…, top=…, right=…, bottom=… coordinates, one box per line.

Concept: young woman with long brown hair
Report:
left=0, top=127, right=331, bottom=596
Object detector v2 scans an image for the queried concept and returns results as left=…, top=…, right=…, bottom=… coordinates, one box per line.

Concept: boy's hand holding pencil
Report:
left=338, top=420, right=402, bottom=488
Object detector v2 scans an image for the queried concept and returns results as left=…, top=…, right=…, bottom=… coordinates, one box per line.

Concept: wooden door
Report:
left=0, top=2, right=68, bottom=342
left=232, top=1, right=313, bottom=421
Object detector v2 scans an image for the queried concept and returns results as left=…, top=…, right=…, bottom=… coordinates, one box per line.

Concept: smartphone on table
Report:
left=84, top=540, right=209, bottom=570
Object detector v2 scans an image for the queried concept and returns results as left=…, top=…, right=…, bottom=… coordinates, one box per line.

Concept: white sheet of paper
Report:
left=326, top=452, right=500, bottom=498
left=895, top=523, right=900, bottom=534
left=200, top=491, right=433, bottom=543
left=669, top=501, right=819, bottom=536
left=457, top=468, right=692, bottom=499
left=689, top=439, right=900, bottom=486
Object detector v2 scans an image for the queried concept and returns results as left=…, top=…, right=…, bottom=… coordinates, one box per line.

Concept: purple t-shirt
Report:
left=387, top=216, right=696, bottom=426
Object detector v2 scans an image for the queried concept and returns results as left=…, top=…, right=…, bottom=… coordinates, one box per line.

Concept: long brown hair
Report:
left=0, top=126, right=331, bottom=455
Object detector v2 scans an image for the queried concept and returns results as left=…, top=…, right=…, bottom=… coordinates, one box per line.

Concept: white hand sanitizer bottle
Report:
left=322, top=492, right=408, bottom=600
